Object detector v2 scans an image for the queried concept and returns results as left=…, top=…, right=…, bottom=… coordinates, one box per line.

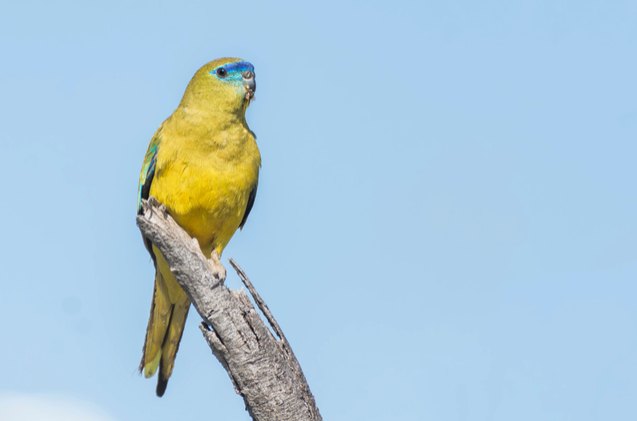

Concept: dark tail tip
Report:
left=156, top=377, right=168, bottom=397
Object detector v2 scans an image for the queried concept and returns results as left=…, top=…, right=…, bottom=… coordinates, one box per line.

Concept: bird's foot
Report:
left=209, top=251, right=227, bottom=283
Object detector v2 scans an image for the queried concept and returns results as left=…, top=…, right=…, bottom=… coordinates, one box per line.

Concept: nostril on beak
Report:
left=242, top=71, right=254, bottom=79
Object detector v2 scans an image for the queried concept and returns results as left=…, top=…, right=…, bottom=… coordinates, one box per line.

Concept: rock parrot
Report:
left=137, top=58, right=260, bottom=397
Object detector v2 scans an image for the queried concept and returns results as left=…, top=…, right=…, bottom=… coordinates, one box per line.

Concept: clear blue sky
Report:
left=1, top=1, right=636, bottom=420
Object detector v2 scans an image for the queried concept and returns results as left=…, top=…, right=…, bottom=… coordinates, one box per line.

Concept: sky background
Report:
left=1, top=0, right=636, bottom=420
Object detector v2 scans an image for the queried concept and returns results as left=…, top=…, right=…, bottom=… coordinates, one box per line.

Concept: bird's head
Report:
left=179, top=57, right=256, bottom=116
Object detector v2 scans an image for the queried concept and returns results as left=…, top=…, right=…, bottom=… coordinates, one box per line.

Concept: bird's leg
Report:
left=209, top=250, right=227, bottom=283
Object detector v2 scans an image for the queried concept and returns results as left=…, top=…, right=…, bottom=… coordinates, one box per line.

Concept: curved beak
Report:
left=242, top=71, right=256, bottom=100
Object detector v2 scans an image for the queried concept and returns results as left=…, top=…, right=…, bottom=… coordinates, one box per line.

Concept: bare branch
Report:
left=137, top=198, right=322, bottom=421
left=229, top=259, right=288, bottom=344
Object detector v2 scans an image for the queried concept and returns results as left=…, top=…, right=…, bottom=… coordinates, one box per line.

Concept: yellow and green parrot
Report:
left=137, top=57, right=261, bottom=397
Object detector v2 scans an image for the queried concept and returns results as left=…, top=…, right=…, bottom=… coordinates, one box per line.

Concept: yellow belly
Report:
left=150, top=155, right=257, bottom=257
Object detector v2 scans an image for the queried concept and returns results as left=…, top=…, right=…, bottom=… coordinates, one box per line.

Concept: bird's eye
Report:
left=216, top=68, right=227, bottom=78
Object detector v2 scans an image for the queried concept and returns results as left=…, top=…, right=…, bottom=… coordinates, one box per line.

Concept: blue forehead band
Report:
left=225, top=61, right=254, bottom=73
left=210, top=61, right=254, bottom=77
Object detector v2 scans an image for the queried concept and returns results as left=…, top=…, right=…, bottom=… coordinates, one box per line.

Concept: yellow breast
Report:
left=150, top=115, right=260, bottom=256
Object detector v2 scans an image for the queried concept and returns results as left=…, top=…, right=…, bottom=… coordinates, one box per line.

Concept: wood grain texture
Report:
left=137, top=198, right=322, bottom=421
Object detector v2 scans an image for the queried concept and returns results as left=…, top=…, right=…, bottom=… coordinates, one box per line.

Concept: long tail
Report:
left=140, top=252, right=190, bottom=397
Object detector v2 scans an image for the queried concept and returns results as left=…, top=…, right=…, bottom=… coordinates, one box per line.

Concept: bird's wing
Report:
left=138, top=135, right=160, bottom=214
left=138, top=134, right=160, bottom=261
left=239, top=181, right=258, bottom=229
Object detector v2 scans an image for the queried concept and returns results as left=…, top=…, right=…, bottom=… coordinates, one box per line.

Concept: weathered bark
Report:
left=137, top=198, right=322, bottom=421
